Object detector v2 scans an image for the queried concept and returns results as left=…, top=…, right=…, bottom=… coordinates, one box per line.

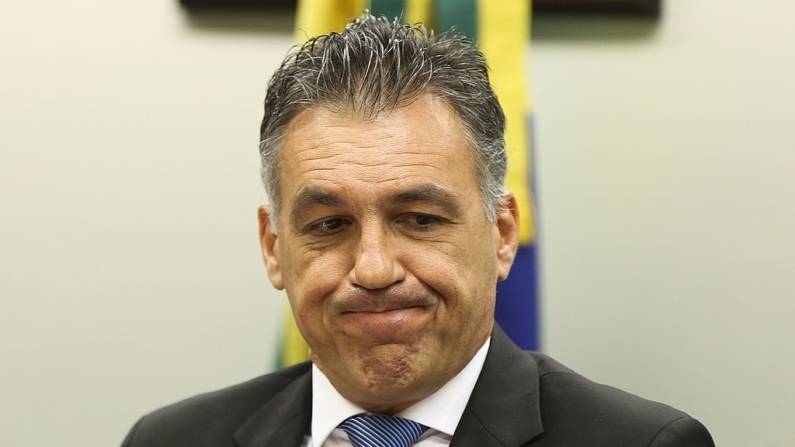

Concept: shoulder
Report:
left=528, top=353, right=714, bottom=447
left=121, top=361, right=312, bottom=447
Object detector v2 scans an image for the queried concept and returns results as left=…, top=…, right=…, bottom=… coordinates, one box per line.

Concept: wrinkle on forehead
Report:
left=282, top=95, right=468, bottom=155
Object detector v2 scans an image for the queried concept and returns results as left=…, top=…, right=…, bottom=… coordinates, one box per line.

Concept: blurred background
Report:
left=1, top=1, right=793, bottom=446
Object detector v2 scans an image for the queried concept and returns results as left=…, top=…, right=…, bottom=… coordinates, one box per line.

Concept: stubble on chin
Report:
left=359, top=343, right=418, bottom=390
left=324, top=342, right=436, bottom=413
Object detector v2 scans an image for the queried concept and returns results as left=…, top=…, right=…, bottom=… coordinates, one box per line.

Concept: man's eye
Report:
left=404, top=214, right=441, bottom=230
left=309, top=218, right=348, bottom=235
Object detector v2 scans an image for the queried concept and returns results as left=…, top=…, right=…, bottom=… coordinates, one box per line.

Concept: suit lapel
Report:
left=234, top=366, right=313, bottom=447
left=450, top=325, right=544, bottom=447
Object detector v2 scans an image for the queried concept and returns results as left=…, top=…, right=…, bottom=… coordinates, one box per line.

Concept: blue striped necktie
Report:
left=338, top=414, right=428, bottom=447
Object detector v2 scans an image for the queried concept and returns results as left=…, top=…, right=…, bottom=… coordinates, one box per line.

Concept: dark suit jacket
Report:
left=121, top=325, right=714, bottom=446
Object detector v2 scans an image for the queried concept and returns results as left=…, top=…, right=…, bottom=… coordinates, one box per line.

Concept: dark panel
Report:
left=180, top=0, right=661, bottom=17
left=180, top=0, right=295, bottom=9
left=534, top=0, right=659, bottom=16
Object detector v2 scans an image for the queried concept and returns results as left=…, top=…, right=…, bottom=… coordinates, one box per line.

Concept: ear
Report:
left=258, top=205, right=284, bottom=290
left=495, top=192, right=520, bottom=281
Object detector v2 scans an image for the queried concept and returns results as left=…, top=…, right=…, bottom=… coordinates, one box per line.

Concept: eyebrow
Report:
left=289, top=183, right=464, bottom=225
left=289, top=187, right=349, bottom=224
left=388, top=184, right=464, bottom=216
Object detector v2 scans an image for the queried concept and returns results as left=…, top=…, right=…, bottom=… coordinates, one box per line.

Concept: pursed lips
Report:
left=330, top=289, right=437, bottom=343
left=337, top=303, right=430, bottom=341
left=334, top=291, right=433, bottom=315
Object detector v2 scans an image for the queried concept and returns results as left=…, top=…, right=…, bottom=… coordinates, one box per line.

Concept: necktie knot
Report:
left=338, top=414, right=428, bottom=447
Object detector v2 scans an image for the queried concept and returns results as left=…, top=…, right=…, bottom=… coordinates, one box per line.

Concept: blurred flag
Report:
left=277, top=0, right=537, bottom=368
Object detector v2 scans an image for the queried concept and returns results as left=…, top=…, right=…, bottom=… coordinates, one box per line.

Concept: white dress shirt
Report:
left=301, top=337, right=491, bottom=447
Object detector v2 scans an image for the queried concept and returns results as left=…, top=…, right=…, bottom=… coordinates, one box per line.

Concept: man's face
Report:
left=258, top=95, right=518, bottom=414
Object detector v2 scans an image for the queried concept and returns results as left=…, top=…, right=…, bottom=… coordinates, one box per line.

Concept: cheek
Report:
left=409, top=241, right=489, bottom=298
left=426, top=231, right=499, bottom=305
left=281, top=243, right=350, bottom=308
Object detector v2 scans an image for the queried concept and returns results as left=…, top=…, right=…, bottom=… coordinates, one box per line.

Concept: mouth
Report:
left=339, top=306, right=428, bottom=340
left=335, top=288, right=434, bottom=314
left=341, top=304, right=427, bottom=315
left=339, top=305, right=428, bottom=323
left=331, top=287, right=436, bottom=342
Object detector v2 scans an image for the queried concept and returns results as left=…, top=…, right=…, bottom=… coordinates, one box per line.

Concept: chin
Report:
left=359, top=343, right=417, bottom=384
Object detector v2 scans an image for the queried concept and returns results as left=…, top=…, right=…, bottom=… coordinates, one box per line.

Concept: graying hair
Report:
left=259, top=13, right=507, bottom=231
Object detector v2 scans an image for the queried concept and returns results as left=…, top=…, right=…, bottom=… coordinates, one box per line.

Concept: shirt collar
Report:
left=310, top=337, right=491, bottom=445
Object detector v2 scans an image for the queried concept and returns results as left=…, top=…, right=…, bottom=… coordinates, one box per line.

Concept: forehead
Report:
left=276, top=96, right=479, bottom=202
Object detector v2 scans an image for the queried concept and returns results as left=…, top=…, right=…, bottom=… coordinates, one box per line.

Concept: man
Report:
left=122, top=14, right=714, bottom=447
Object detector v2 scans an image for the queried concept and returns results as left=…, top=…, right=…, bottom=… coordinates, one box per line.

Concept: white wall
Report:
left=534, top=2, right=795, bottom=446
left=0, top=1, right=293, bottom=444
left=0, top=1, right=792, bottom=446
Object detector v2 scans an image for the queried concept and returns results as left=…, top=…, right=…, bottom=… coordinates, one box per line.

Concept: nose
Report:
left=349, top=222, right=405, bottom=290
